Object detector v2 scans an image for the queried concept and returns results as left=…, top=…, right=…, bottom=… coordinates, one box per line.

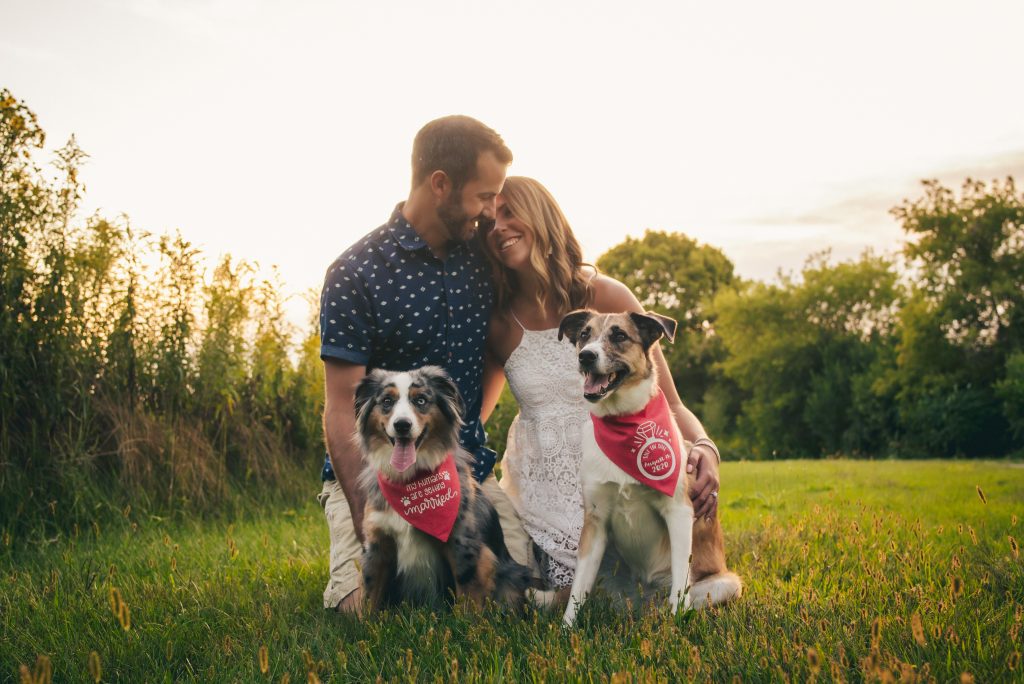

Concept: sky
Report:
left=4, top=0, right=1024, bottom=329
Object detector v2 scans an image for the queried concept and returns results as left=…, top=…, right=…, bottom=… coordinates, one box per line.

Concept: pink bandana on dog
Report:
left=591, top=389, right=682, bottom=496
left=377, top=454, right=461, bottom=542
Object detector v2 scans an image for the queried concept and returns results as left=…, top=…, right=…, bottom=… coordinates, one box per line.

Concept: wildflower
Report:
left=976, top=485, right=987, bottom=504
left=952, top=555, right=961, bottom=569
left=405, top=648, right=413, bottom=671
left=89, top=651, right=102, bottom=683
left=1010, top=536, right=1019, bottom=559
left=871, top=617, right=882, bottom=649
left=108, top=587, right=122, bottom=616
left=911, top=613, right=926, bottom=646
left=1013, top=514, right=1019, bottom=527
left=968, top=526, right=978, bottom=545
left=281, top=674, right=290, bottom=684
left=118, top=601, right=131, bottom=631
left=640, top=639, right=652, bottom=659
left=258, top=645, right=269, bottom=674
left=807, top=648, right=820, bottom=673
left=960, top=673, right=975, bottom=683
left=1009, top=652, right=1020, bottom=671
left=951, top=577, right=964, bottom=600
left=307, top=674, right=320, bottom=684
left=957, top=523, right=963, bottom=536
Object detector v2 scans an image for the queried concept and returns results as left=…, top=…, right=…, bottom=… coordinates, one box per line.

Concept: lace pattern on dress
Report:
left=499, top=317, right=588, bottom=588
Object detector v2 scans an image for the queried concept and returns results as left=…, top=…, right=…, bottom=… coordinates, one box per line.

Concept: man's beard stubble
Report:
left=438, top=191, right=493, bottom=242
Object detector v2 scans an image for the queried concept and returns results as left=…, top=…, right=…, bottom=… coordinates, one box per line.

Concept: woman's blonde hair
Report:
left=485, top=176, right=595, bottom=316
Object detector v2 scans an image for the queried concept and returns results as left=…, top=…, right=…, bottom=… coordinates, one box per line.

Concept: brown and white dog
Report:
left=557, top=310, right=742, bottom=626
left=354, top=366, right=531, bottom=611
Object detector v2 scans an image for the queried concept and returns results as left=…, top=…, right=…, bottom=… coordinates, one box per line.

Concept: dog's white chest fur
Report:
left=368, top=508, right=447, bottom=599
left=579, top=417, right=692, bottom=583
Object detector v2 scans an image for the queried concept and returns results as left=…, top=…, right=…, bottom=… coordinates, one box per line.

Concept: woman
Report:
left=480, top=176, right=722, bottom=589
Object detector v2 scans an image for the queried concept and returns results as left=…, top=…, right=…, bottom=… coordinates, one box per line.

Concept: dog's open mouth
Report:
left=387, top=430, right=428, bottom=472
left=583, top=369, right=628, bottom=402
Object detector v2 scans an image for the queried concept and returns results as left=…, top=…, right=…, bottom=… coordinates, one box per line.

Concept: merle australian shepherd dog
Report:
left=354, top=366, right=531, bottom=611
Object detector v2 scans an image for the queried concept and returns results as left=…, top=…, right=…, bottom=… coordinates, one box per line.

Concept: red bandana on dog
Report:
left=591, top=389, right=682, bottom=496
left=377, top=454, right=461, bottom=542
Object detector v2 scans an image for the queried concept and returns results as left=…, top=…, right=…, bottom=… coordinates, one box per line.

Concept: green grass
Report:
left=2, top=460, right=1022, bottom=682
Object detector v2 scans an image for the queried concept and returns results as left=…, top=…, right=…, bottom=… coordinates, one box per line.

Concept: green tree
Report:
left=892, top=178, right=1024, bottom=456
left=715, top=252, right=901, bottom=457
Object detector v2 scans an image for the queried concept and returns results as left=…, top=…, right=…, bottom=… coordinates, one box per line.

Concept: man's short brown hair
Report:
left=412, top=115, right=512, bottom=192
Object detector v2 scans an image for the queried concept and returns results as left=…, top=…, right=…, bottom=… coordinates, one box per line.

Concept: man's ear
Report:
left=429, top=170, right=450, bottom=201
left=558, top=309, right=594, bottom=344
left=629, top=311, right=678, bottom=349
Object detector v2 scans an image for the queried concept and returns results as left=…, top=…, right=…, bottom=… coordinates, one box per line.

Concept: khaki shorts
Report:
left=318, top=474, right=534, bottom=609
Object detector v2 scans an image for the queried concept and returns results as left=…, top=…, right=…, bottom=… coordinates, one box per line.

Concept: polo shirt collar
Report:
left=389, top=204, right=429, bottom=252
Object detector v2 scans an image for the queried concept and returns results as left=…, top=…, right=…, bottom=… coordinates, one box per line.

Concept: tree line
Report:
left=597, top=179, right=1024, bottom=459
left=2, top=89, right=1021, bottom=540
left=1, top=90, right=325, bottom=538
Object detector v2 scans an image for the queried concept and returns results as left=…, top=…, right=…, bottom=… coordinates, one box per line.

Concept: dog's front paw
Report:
left=668, top=588, right=692, bottom=614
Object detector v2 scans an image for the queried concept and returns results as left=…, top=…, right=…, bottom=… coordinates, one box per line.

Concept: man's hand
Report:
left=336, top=587, right=363, bottom=616
left=686, top=445, right=720, bottom=521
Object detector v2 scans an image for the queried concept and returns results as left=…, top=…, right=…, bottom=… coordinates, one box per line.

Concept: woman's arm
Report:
left=590, top=275, right=721, bottom=520
left=481, top=312, right=509, bottom=424
left=481, top=347, right=507, bottom=424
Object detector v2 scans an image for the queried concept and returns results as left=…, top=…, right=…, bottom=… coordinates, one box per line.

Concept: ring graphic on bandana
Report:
left=634, top=420, right=677, bottom=481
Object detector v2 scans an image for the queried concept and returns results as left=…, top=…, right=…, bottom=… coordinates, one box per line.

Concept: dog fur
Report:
left=354, top=366, right=531, bottom=611
left=557, top=310, right=742, bottom=626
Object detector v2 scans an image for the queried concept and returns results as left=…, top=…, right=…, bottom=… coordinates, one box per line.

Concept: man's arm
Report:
left=323, top=358, right=368, bottom=544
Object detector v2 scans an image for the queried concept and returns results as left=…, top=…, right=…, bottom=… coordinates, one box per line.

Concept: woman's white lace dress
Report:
left=499, top=315, right=587, bottom=588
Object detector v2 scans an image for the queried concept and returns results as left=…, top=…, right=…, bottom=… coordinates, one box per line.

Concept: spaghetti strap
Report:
left=509, top=309, right=527, bottom=331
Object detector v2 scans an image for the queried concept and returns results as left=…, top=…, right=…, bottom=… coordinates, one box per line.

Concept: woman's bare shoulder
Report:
left=590, top=274, right=643, bottom=314
left=486, top=309, right=516, bottom=363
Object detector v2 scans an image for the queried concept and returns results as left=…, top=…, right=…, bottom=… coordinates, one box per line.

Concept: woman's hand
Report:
left=687, top=445, right=720, bottom=521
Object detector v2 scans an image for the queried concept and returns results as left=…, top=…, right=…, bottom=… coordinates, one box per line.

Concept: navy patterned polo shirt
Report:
left=319, top=204, right=496, bottom=482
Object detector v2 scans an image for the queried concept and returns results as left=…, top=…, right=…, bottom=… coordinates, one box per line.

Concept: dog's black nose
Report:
left=578, top=349, right=597, bottom=366
left=393, top=419, right=412, bottom=437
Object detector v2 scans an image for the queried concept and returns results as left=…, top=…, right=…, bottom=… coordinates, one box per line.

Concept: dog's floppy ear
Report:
left=558, top=309, right=594, bottom=344
left=629, top=311, right=677, bottom=349
left=421, top=365, right=464, bottom=426
left=354, top=369, right=387, bottom=422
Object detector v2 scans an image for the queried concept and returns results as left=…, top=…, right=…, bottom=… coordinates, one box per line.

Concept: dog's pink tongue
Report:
left=584, top=372, right=608, bottom=395
left=390, top=441, right=417, bottom=472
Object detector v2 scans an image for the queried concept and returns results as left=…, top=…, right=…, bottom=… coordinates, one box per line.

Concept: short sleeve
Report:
left=320, top=252, right=375, bottom=365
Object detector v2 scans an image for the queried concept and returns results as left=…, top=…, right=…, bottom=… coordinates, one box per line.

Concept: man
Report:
left=318, top=115, right=530, bottom=613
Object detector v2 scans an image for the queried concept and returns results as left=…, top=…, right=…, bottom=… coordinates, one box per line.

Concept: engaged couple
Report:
left=317, top=115, right=734, bottom=616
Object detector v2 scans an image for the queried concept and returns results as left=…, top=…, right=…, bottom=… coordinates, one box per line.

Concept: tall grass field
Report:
left=2, top=460, right=1022, bottom=682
